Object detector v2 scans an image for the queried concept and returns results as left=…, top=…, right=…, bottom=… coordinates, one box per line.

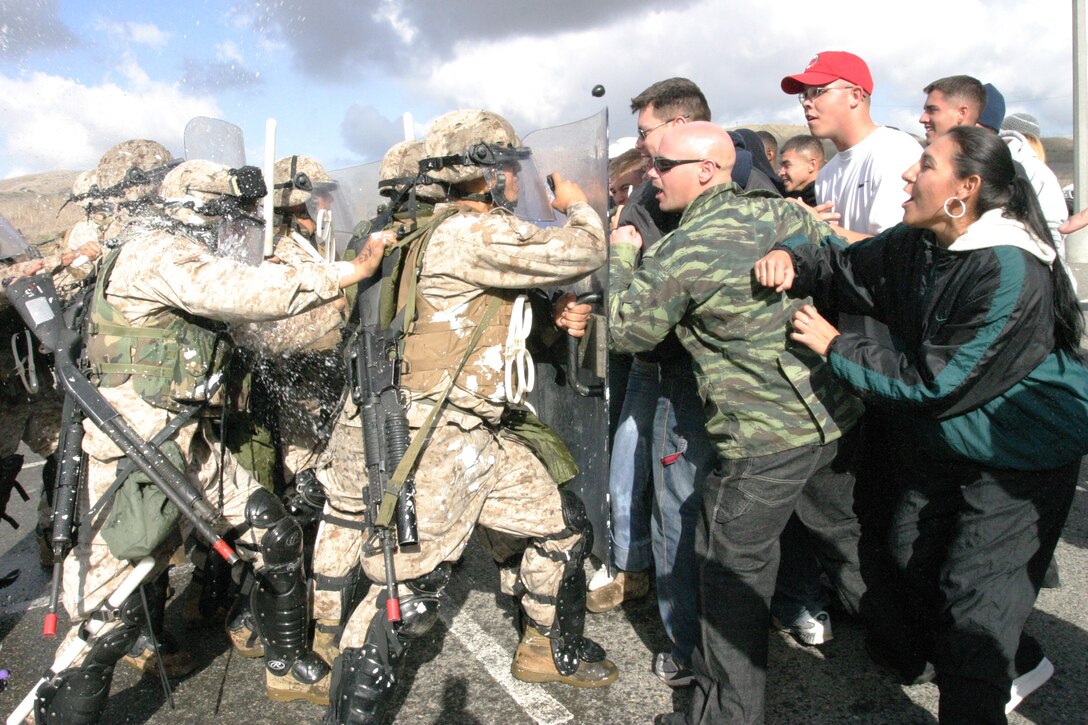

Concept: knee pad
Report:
left=325, top=595, right=403, bottom=725
left=35, top=591, right=146, bottom=724
left=246, top=488, right=304, bottom=576
left=399, top=564, right=451, bottom=640
left=558, top=487, right=592, bottom=552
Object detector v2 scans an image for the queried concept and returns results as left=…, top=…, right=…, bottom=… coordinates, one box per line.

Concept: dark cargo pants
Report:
left=688, top=433, right=864, bottom=725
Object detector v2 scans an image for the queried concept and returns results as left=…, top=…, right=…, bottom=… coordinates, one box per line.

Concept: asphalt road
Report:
left=1, top=450, right=1087, bottom=725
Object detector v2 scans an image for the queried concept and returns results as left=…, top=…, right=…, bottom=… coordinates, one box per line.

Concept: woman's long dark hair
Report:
left=946, top=125, right=1083, bottom=355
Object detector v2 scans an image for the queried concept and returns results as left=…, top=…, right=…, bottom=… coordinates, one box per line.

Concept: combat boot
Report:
left=511, top=625, right=618, bottom=688
left=122, top=630, right=198, bottom=678
left=266, top=653, right=331, bottom=705
left=225, top=601, right=264, bottom=658
left=586, top=570, right=650, bottom=613
left=313, top=618, right=341, bottom=666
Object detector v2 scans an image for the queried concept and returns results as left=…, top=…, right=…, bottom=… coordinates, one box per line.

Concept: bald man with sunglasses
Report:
left=609, top=121, right=867, bottom=725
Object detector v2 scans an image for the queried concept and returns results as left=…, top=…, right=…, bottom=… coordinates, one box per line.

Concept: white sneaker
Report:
left=1006, top=656, right=1054, bottom=714
left=772, top=610, right=833, bottom=646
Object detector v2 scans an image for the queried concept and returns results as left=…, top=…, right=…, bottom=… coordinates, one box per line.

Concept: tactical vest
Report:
left=386, top=207, right=516, bottom=405
left=85, top=247, right=231, bottom=412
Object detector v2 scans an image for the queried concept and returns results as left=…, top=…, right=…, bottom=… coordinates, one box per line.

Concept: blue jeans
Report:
left=607, top=358, right=658, bottom=572
left=653, top=363, right=715, bottom=667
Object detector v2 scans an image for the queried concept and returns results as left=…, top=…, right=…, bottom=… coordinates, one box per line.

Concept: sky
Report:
left=0, top=0, right=1079, bottom=180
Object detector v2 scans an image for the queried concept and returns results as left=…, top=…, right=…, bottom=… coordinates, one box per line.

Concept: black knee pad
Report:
left=325, top=595, right=404, bottom=725
left=399, top=564, right=450, bottom=640
left=246, top=488, right=303, bottom=575
left=558, top=487, right=592, bottom=553
left=35, top=591, right=146, bottom=724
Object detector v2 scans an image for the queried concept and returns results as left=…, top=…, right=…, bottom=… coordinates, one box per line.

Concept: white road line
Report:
left=21, top=461, right=45, bottom=469
left=442, top=606, right=573, bottom=725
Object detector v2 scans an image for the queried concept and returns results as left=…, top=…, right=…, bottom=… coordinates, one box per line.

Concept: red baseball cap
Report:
left=780, top=51, right=874, bottom=95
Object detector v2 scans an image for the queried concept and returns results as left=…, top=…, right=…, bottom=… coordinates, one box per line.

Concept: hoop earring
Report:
left=944, top=196, right=966, bottom=219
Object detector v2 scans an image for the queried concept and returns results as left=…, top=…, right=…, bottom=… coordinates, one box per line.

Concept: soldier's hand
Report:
left=550, top=172, right=587, bottom=215
left=338, top=230, right=392, bottom=288
left=554, top=292, right=592, bottom=338
left=610, top=225, right=643, bottom=250
left=753, top=249, right=795, bottom=292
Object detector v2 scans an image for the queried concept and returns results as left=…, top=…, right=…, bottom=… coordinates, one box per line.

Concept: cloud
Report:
left=0, top=68, right=220, bottom=178
left=181, top=58, right=262, bottom=93
left=340, top=102, right=407, bottom=161
left=0, top=0, right=77, bottom=60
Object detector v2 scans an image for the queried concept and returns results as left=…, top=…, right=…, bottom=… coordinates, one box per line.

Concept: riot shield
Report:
left=521, top=109, right=611, bottom=563
left=183, top=117, right=246, bottom=167
left=0, top=213, right=34, bottom=261
left=329, top=161, right=382, bottom=257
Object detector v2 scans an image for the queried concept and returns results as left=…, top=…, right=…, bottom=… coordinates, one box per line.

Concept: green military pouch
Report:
left=100, top=440, right=184, bottom=560
left=500, top=408, right=579, bottom=485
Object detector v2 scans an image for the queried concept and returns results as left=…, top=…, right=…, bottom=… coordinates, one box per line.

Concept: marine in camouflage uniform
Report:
left=28, top=159, right=385, bottom=723
left=325, top=110, right=617, bottom=724
left=304, top=140, right=448, bottom=669
left=607, top=123, right=865, bottom=725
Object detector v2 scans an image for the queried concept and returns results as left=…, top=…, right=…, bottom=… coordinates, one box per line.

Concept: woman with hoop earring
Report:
left=752, top=125, right=1088, bottom=724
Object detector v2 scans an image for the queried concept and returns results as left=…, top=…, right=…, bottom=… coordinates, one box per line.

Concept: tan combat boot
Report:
left=122, top=632, right=198, bottom=678
left=266, top=657, right=331, bottom=705
left=226, top=612, right=265, bottom=658
left=511, top=626, right=618, bottom=688
left=585, top=570, right=650, bottom=613
left=312, top=619, right=341, bottom=666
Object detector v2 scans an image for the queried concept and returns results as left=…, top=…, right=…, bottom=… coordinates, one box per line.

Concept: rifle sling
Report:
left=375, top=294, right=502, bottom=529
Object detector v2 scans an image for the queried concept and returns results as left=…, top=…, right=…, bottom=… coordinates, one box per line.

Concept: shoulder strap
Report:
left=374, top=293, right=502, bottom=529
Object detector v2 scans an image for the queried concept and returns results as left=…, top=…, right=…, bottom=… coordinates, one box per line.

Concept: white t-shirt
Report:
left=815, top=126, right=922, bottom=235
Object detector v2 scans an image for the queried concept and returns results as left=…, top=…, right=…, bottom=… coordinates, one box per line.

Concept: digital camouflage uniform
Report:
left=36, top=211, right=349, bottom=721
left=609, top=182, right=866, bottom=725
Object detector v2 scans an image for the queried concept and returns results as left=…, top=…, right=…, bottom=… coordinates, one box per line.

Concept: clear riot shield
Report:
left=183, top=117, right=246, bottom=167
left=0, top=213, right=34, bottom=261
left=329, top=162, right=382, bottom=258
left=521, top=109, right=611, bottom=563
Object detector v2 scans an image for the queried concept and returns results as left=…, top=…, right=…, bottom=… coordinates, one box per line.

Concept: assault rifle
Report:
left=3, top=276, right=241, bottom=589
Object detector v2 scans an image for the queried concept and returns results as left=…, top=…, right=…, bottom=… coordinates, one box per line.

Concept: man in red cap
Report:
left=781, top=50, right=920, bottom=243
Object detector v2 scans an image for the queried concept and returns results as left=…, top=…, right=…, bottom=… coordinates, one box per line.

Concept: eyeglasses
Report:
left=797, top=85, right=856, bottom=104
left=637, top=115, right=689, bottom=140
left=651, top=157, right=720, bottom=174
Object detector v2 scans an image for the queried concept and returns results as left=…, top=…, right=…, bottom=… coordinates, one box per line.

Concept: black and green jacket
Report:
left=780, top=211, right=1088, bottom=470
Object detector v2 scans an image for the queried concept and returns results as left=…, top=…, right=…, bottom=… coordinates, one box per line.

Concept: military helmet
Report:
left=273, top=155, right=337, bottom=208
left=379, top=140, right=445, bottom=203
left=159, top=159, right=266, bottom=226
left=96, top=139, right=174, bottom=190
left=421, top=110, right=523, bottom=185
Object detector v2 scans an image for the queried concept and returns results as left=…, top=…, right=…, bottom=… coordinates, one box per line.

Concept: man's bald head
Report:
left=649, top=122, right=735, bottom=211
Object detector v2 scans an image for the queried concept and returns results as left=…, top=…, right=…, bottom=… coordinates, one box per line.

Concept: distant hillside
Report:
left=0, top=170, right=85, bottom=255
left=741, top=125, right=1074, bottom=188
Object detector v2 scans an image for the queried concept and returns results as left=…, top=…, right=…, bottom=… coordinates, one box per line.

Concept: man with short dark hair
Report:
left=756, top=130, right=778, bottom=166
left=919, top=75, right=986, bottom=143
left=781, top=51, right=921, bottom=243
left=777, top=134, right=825, bottom=206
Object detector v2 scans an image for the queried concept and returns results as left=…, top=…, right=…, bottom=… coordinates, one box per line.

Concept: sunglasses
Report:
left=796, top=84, right=857, bottom=104
left=651, top=157, right=719, bottom=174
left=637, top=115, right=689, bottom=140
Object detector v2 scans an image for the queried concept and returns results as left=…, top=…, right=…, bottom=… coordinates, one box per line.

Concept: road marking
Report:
left=443, top=606, right=573, bottom=725
left=0, top=594, right=49, bottom=615
left=22, top=460, right=45, bottom=469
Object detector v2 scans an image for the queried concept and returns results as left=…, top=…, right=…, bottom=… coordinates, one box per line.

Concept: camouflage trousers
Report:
left=310, top=411, right=367, bottom=624
left=340, top=417, right=578, bottom=650
left=55, top=383, right=268, bottom=666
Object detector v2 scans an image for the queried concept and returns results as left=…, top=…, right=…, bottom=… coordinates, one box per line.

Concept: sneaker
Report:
left=1006, top=656, right=1054, bottom=714
left=586, top=571, right=650, bottom=613
left=772, top=610, right=833, bottom=646
left=652, top=652, right=693, bottom=688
